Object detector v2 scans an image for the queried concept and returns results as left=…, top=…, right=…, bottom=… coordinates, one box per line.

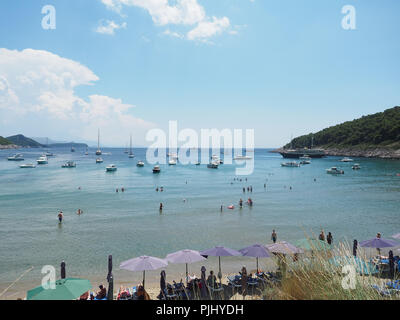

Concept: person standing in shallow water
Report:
left=327, top=232, right=333, bottom=245
left=58, top=211, right=63, bottom=223
left=159, top=203, right=163, bottom=213
left=271, top=230, right=277, bottom=243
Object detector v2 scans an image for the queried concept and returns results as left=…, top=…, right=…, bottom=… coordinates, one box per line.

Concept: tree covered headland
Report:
left=285, top=106, right=400, bottom=150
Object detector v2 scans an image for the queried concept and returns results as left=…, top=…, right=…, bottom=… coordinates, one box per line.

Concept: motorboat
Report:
left=61, top=161, right=76, bottom=168
left=168, top=159, right=177, bottom=165
left=299, top=155, right=312, bottom=161
left=153, top=165, right=161, bottom=173
left=36, top=155, right=48, bottom=165
left=106, top=164, right=117, bottom=172
left=300, top=160, right=311, bottom=165
left=136, top=161, right=145, bottom=167
left=340, top=157, right=354, bottom=162
left=168, top=152, right=178, bottom=160
left=71, top=147, right=75, bottom=152
left=45, top=151, right=54, bottom=157
left=234, top=155, right=252, bottom=160
left=207, top=162, right=219, bottom=169
left=326, top=167, right=344, bottom=175
left=195, top=161, right=201, bottom=166
left=19, top=163, right=36, bottom=168
left=352, top=164, right=361, bottom=170
left=7, top=154, right=24, bottom=161
left=96, top=158, right=104, bottom=164
left=281, top=161, right=300, bottom=167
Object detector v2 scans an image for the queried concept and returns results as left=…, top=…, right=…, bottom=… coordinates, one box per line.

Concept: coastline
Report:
left=272, top=147, right=400, bottom=160
left=0, top=144, right=19, bottom=150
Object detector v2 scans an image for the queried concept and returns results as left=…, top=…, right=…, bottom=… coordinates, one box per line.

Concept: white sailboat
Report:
left=96, top=129, right=102, bottom=156
left=129, top=134, right=135, bottom=158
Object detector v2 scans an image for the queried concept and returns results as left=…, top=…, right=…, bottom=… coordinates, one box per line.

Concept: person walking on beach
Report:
left=319, top=230, right=325, bottom=241
left=271, top=230, right=277, bottom=243
left=327, top=232, right=333, bottom=245
left=58, top=211, right=63, bottom=223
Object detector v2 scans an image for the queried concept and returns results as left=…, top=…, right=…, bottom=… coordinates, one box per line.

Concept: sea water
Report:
left=0, top=147, right=399, bottom=296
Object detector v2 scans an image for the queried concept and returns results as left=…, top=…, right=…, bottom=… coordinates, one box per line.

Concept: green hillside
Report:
left=6, top=135, right=43, bottom=148
left=0, top=136, right=12, bottom=145
left=285, top=106, right=400, bottom=150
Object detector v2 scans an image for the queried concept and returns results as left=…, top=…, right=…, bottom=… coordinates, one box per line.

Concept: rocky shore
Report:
left=323, top=147, right=400, bottom=160
left=0, top=144, right=19, bottom=150
left=272, top=147, right=400, bottom=159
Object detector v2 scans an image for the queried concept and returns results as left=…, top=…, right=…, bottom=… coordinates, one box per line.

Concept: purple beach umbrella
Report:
left=166, top=249, right=206, bottom=284
left=120, top=256, right=168, bottom=289
left=359, top=238, right=399, bottom=248
left=200, top=246, right=242, bottom=284
left=392, top=234, right=400, bottom=240
left=239, top=244, right=271, bottom=271
left=265, top=241, right=304, bottom=255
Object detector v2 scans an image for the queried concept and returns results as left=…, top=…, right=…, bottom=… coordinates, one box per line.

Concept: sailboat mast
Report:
left=98, top=129, right=100, bottom=149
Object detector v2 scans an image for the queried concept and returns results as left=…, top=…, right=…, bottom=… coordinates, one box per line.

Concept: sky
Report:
left=0, top=0, right=399, bottom=147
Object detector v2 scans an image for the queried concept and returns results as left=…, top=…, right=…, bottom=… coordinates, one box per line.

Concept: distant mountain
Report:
left=283, top=106, right=400, bottom=159
left=0, top=136, right=12, bottom=145
left=6, top=135, right=43, bottom=148
left=49, top=142, right=88, bottom=148
left=31, top=137, right=66, bottom=145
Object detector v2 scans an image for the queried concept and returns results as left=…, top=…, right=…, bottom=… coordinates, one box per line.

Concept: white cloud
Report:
left=0, top=48, right=155, bottom=145
left=96, top=20, right=127, bottom=35
left=101, top=0, right=232, bottom=41
left=187, top=17, right=230, bottom=41
left=163, top=29, right=184, bottom=39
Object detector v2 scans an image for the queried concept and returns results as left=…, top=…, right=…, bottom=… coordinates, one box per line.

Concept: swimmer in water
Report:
left=58, top=211, right=63, bottom=223
left=239, top=199, right=243, bottom=208
left=116, top=188, right=119, bottom=193
left=156, top=187, right=159, bottom=192
left=121, top=187, right=125, bottom=192
left=77, top=209, right=83, bottom=215
left=159, top=203, right=163, bottom=211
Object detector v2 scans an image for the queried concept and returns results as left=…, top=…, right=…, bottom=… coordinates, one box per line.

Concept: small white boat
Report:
left=195, top=161, right=201, bottom=166
left=168, top=159, right=177, bottom=165
left=326, top=167, right=344, bottom=175
left=106, top=164, right=117, bottom=172
left=300, top=160, right=311, bottom=165
left=153, top=165, right=161, bottom=173
left=234, top=155, right=253, bottom=160
left=352, top=164, right=361, bottom=170
left=340, top=157, right=354, bottom=162
left=281, top=161, right=300, bottom=167
left=207, top=162, right=219, bottom=169
left=299, top=155, right=312, bottom=161
left=96, top=158, right=103, bottom=164
left=7, top=154, right=24, bottom=161
left=45, top=151, right=54, bottom=157
left=19, top=163, right=36, bottom=168
left=71, top=147, right=75, bottom=152
left=136, top=161, right=144, bottom=167
left=36, top=155, right=48, bottom=165
left=61, top=161, right=76, bottom=168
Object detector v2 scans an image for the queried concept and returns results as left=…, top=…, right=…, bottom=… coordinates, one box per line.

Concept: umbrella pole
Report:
left=143, top=270, right=145, bottom=289
left=186, top=263, right=188, bottom=286
left=219, top=256, right=222, bottom=285
left=256, top=257, right=259, bottom=272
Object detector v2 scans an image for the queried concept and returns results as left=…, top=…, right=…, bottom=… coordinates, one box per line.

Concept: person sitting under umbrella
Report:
left=136, top=285, right=151, bottom=300
left=95, top=284, right=107, bottom=299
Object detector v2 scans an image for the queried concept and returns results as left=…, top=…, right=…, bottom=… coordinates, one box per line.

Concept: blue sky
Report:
left=0, top=0, right=399, bottom=147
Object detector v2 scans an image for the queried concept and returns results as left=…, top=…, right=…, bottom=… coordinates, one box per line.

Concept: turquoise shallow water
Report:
left=0, top=147, right=400, bottom=293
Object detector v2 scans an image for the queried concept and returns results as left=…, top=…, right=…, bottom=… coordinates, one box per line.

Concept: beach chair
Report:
left=371, top=284, right=395, bottom=297
left=164, top=284, right=178, bottom=300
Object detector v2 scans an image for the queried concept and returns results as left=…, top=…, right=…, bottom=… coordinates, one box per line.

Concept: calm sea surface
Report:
left=0, top=147, right=399, bottom=294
